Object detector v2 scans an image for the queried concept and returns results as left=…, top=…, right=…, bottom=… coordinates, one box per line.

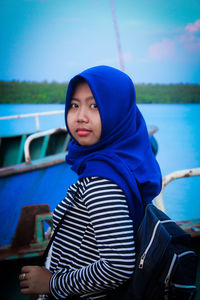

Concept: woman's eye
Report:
left=91, top=103, right=98, bottom=109
left=70, top=103, right=78, bottom=108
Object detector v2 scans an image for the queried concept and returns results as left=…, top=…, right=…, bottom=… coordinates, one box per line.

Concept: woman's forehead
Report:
left=71, top=77, right=87, bottom=93
left=71, top=82, right=96, bottom=102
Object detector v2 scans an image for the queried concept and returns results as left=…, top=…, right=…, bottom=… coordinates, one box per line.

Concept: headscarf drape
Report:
left=65, top=66, right=162, bottom=231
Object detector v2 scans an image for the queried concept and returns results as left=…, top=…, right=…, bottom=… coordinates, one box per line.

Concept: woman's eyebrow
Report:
left=71, top=97, right=80, bottom=102
left=86, top=96, right=95, bottom=102
left=71, top=96, right=95, bottom=102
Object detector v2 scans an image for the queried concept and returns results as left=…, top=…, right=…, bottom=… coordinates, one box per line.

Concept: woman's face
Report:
left=67, top=82, right=102, bottom=146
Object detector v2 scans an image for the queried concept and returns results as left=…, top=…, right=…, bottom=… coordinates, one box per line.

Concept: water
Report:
left=140, top=104, right=200, bottom=222
left=0, top=104, right=65, bottom=136
left=0, top=104, right=200, bottom=221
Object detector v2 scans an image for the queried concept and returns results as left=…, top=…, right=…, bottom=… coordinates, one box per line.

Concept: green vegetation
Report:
left=135, top=84, right=200, bottom=103
left=0, top=81, right=67, bottom=104
left=0, top=80, right=200, bottom=104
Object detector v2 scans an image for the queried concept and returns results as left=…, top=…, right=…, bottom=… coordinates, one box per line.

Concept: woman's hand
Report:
left=19, top=266, right=52, bottom=295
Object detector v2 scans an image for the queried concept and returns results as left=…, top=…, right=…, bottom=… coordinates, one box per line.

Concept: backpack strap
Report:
left=39, top=208, right=68, bottom=266
left=39, top=186, right=79, bottom=266
left=136, top=180, right=147, bottom=214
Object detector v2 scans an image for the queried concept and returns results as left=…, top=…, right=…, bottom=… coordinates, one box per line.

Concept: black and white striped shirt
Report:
left=49, top=177, right=135, bottom=299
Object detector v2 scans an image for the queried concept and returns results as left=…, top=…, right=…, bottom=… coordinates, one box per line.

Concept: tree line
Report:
left=0, top=80, right=200, bottom=104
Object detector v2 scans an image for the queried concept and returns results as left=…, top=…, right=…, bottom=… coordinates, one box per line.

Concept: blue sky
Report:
left=1, top=0, right=200, bottom=83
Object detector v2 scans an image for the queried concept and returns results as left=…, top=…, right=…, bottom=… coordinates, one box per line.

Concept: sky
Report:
left=1, top=0, right=200, bottom=84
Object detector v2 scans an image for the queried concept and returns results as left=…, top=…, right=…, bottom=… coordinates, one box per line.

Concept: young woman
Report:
left=19, top=66, right=162, bottom=299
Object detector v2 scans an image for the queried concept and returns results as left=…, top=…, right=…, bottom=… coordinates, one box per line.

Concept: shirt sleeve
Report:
left=49, top=177, right=135, bottom=299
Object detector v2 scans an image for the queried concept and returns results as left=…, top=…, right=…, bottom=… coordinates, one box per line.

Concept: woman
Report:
left=19, top=66, right=162, bottom=299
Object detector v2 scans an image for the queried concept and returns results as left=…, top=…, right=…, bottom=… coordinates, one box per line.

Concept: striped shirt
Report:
left=49, top=177, right=135, bottom=299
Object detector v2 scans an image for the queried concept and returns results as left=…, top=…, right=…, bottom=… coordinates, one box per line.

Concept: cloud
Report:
left=149, top=38, right=175, bottom=60
left=185, top=19, right=200, bottom=33
left=147, top=20, right=200, bottom=62
left=180, top=19, right=200, bottom=51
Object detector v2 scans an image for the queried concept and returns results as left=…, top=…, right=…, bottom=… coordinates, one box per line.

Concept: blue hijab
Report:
left=65, top=66, right=162, bottom=231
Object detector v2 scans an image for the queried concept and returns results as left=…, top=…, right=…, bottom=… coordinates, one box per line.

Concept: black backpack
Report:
left=108, top=203, right=198, bottom=300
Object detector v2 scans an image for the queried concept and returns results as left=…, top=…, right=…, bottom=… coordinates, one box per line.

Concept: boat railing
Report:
left=154, top=167, right=200, bottom=212
left=24, top=127, right=69, bottom=163
left=0, top=110, right=65, bottom=132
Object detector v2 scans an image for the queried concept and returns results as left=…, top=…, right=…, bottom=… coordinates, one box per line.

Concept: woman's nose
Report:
left=77, top=107, right=89, bottom=122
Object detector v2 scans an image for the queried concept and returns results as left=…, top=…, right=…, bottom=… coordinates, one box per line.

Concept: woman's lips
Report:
left=76, top=129, right=91, bottom=136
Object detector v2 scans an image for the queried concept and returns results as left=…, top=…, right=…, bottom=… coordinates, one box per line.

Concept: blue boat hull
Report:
left=0, top=162, right=77, bottom=248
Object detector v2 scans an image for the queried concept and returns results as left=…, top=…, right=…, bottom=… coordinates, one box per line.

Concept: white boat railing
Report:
left=154, top=168, right=200, bottom=212
left=0, top=110, right=64, bottom=132
left=24, top=127, right=69, bottom=163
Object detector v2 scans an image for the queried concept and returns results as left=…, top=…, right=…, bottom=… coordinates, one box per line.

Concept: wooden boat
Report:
left=0, top=111, right=199, bottom=299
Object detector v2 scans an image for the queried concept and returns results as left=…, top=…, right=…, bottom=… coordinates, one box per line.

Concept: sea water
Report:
left=0, top=103, right=200, bottom=221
